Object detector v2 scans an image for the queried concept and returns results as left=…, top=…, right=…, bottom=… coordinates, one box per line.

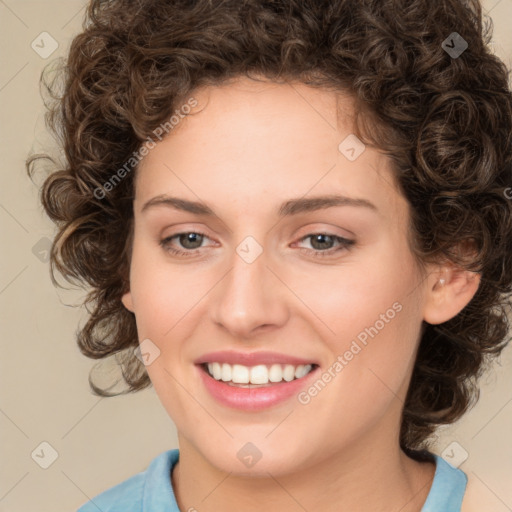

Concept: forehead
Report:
left=134, top=78, right=407, bottom=224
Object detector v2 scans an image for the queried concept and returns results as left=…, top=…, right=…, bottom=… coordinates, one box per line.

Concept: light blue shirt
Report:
left=76, top=449, right=467, bottom=511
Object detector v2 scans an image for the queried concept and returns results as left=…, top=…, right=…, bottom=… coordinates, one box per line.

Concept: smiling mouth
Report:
left=200, top=362, right=318, bottom=387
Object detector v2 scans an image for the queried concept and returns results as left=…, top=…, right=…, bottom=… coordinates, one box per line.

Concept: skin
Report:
left=121, top=77, right=480, bottom=512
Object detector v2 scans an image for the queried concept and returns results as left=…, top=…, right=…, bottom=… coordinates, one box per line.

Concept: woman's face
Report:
left=122, top=78, right=433, bottom=475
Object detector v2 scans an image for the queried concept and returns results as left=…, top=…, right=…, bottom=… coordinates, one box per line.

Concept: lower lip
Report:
left=197, top=365, right=319, bottom=411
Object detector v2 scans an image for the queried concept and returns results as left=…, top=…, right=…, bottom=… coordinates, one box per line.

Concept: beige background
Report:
left=0, top=1, right=511, bottom=511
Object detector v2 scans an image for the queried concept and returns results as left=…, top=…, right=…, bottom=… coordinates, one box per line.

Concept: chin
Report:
left=195, top=437, right=309, bottom=477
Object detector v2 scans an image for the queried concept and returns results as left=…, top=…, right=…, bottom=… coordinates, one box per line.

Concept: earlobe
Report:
left=423, top=267, right=481, bottom=325
left=121, top=291, right=134, bottom=313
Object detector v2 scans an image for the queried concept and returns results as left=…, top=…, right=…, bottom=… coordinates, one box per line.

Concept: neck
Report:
left=171, top=422, right=435, bottom=512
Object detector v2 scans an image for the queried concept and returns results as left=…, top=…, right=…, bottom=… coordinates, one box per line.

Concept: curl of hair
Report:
left=27, top=0, right=512, bottom=453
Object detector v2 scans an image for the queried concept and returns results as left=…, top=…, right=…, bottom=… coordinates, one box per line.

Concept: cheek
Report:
left=128, top=240, right=203, bottom=333
left=309, top=251, right=422, bottom=394
left=295, top=249, right=417, bottom=343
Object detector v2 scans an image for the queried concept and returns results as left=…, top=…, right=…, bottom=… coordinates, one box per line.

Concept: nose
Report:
left=209, top=244, right=290, bottom=340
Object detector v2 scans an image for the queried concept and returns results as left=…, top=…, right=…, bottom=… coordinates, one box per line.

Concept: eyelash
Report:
left=159, top=231, right=355, bottom=259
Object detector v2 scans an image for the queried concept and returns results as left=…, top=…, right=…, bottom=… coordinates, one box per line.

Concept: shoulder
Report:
left=419, top=452, right=467, bottom=511
left=76, top=449, right=179, bottom=512
left=76, top=472, right=145, bottom=512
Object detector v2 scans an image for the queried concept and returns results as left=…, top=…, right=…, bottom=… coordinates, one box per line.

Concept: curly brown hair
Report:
left=27, top=0, right=512, bottom=454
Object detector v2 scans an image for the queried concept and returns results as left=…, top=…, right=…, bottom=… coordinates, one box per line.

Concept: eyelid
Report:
left=293, top=223, right=355, bottom=241
left=160, top=222, right=353, bottom=242
left=159, top=228, right=355, bottom=259
left=159, top=224, right=352, bottom=245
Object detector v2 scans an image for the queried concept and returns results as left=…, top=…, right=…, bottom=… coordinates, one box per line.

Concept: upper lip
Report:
left=195, top=351, right=318, bottom=366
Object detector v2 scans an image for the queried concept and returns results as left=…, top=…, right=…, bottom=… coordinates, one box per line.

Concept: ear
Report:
left=422, top=264, right=481, bottom=325
left=121, top=290, right=134, bottom=313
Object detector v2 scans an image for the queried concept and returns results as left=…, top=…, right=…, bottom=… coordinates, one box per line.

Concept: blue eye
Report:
left=159, top=232, right=355, bottom=258
left=160, top=232, right=210, bottom=256
left=296, top=233, right=355, bottom=257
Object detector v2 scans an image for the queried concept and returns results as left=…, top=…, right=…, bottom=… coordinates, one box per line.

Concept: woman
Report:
left=27, top=0, right=512, bottom=510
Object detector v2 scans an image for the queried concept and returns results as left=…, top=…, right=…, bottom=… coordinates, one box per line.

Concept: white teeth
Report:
left=283, top=364, right=295, bottom=382
left=221, top=363, right=232, bottom=382
left=295, top=365, right=310, bottom=379
left=250, top=365, right=269, bottom=384
left=231, top=364, right=249, bottom=384
left=211, top=362, right=222, bottom=380
left=268, top=364, right=283, bottom=382
left=205, top=362, right=313, bottom=384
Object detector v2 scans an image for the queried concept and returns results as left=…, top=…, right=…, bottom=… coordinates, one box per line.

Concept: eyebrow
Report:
left=140, top=194, right=378, bottom=217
